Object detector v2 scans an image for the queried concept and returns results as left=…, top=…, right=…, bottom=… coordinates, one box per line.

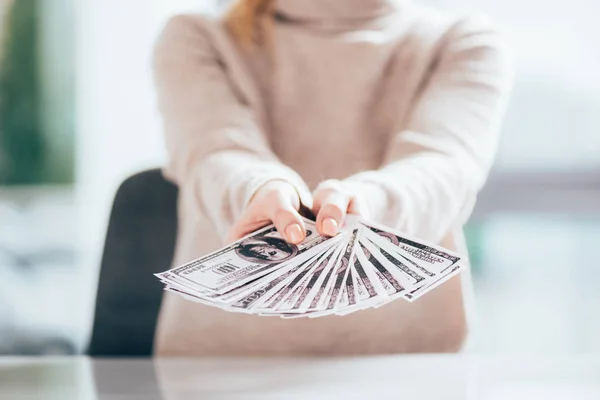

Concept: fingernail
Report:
left=322, top=218, right=338, bottom=236
left=285, top=224, right=303, bottom=243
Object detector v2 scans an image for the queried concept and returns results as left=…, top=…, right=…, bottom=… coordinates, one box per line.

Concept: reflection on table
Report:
left=0, top=355, right=599, bottom=399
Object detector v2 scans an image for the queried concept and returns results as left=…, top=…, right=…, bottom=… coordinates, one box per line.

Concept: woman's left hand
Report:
left=312, top=179, right=386, bottom=237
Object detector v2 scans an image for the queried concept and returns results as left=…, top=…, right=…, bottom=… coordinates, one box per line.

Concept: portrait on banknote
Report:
left=235, top=236, right=299, bottom=263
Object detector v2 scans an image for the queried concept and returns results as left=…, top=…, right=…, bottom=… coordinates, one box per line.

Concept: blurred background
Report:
left=0, top=0, right=598, bottom=356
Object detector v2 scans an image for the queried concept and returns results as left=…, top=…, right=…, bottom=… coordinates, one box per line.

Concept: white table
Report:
left=1, top=355, right=599, bottom=399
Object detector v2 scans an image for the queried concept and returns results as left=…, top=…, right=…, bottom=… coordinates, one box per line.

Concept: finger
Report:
left=347, top=194, right=369, bottom=219
left=315, top=191, right=351, bottom=237
left=312, top=180, right=341, bottom=214
left=228, top=221, right=267, bottom=243
left=313, top=180, right=350, bottom=237
left=271, top=206, right=306, bottom=244
left=228, top=181, right=305, bottom=245
left=226, top=227, right=246, bottom=244
left=227, top=209, right=271, bottom=243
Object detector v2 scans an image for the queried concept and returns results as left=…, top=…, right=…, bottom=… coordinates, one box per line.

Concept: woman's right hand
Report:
left=227, top=180, right=308, bottom=245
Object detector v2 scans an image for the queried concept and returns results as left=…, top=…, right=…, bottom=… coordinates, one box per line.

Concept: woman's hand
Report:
left=312, top=179, right=386, bottom=237
left=227, top=180, right=308, bottom=245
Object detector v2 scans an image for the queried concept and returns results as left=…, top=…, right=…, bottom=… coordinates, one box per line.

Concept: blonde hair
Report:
left=225, top=0, right=274, bottom=49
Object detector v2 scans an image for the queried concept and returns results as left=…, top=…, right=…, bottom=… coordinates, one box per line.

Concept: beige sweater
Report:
left=152, top=0, right=512, bottom=356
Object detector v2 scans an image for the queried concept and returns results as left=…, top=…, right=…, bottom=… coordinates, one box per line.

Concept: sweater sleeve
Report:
left=347, top=16, right=513, bottom=243
left=153, top=15, right=311, bottom=240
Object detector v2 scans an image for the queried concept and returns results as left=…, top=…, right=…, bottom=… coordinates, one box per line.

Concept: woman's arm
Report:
left=339, top=16, right=514, bottom=243
left=153, top=15, right=311, bottom=241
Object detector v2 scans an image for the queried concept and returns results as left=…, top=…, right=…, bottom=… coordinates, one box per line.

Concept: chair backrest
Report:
left=87, top=169, right=178, bottom=356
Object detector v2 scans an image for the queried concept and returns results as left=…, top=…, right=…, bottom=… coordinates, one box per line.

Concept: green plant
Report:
left=0, top=0, right=45, bottom=184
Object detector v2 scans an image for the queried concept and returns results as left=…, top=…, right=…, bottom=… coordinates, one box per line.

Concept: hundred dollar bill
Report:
left=351, top=247, right=383, bottom=302
left=334, top=248, right=390, bottom=315
left=222, top=259, right=315, bottom=311
left=360, top=225, right=465, bottom=302
left=156, top=218, right=335, bottom=294
left=360, top=220, right=462, bottom=275
left=304, top=239, right=347, bottom=312
left=325, top=229, right=359, bottom=311
left=360, top=234, right=427, bottom=288
left=292, top=244, right=345, bottom=312
left=345, top=268, right=357, bottom=307
left=356, top=242, right=405, bottom=296
left=303, top=230, right=358, bottom=317
left=404, top=264, right=464, bottom=302
left=263, top=247, right=336, bottom=313
left=275, top=246, right=340, bottom=313
left=254, top=250, right=330, bottom=312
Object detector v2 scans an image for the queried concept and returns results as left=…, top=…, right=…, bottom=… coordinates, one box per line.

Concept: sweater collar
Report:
left=274, top=0, right=402, bottom=22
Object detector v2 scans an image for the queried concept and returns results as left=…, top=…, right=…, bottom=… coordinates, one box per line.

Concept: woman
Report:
left=152, top=0, right=512, bottom=356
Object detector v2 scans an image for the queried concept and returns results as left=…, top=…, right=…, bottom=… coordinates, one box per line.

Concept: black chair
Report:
left=87, top=169, right=178, bottom=357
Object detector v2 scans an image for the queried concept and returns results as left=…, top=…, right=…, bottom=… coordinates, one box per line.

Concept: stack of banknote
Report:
left=156, top=216, right=464, bottom=318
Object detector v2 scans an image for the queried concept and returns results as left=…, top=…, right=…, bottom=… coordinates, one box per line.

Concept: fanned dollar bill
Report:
left=155, top=216, right=466, bottom=318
